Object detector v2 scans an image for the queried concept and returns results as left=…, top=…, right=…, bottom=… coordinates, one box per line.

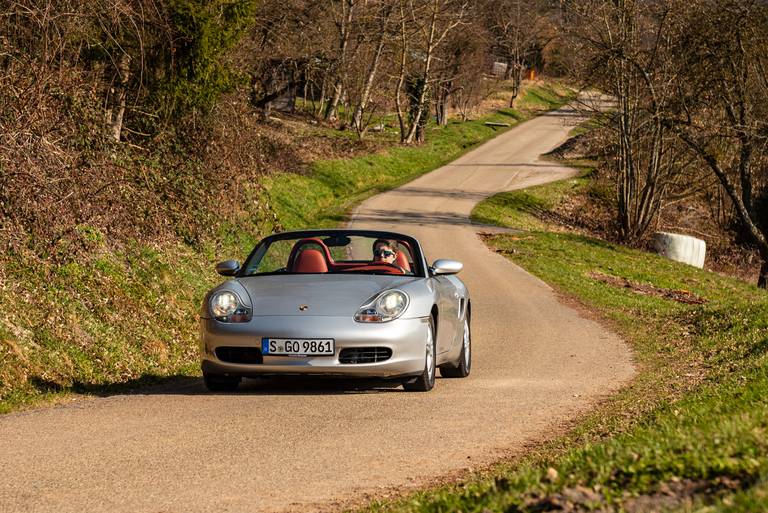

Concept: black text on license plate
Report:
left=261, top=338, right=334, bottom=356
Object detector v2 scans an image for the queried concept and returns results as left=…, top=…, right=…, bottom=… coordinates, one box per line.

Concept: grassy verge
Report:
left=359, top=161, right=768, bottom=511
left=0, top=80, right=574, bottom=413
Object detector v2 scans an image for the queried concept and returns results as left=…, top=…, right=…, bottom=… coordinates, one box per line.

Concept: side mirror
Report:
left=215, top=260, right=241, bottom=277
left=431, top=259, right=463, bottom=275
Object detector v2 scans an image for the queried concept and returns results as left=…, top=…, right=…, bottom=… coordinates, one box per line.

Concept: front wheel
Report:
left=403, top=318, right=436, bottom=392
left=203, top=372, right=241, bottom=392
left=440, top=316, right=471, bottom=378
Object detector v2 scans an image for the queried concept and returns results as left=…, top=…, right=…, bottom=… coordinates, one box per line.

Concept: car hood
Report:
left=235, top=274, right=420, bottom=317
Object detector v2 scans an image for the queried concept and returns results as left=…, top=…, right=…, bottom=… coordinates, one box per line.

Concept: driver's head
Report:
left=372, top=239, right=397, bottom=264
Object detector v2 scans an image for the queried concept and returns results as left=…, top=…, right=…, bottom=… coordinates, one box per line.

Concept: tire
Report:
left=440, top=316, right=471, bottom=378
left=403, top=317, right=436, bottom=392
left=203, top=372, right=241, bottom=392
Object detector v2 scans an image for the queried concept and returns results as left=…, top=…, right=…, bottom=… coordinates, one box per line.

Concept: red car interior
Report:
left=339, top=264, right=405, bottom=275
left=286, top=238, right=334, bottom=270
left=285, top=237, right=413, bottom=274
left=292, top=248, right=329, bottom=273
left=394, top=251, right=411, bottom=272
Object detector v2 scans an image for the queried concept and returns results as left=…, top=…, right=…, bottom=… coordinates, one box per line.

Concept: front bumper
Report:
left=200, top=315, right=429, bottom=378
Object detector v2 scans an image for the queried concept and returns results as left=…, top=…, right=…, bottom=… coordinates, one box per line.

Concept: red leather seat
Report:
left=286, top=238, right=334, bottom=271
left=394, top=251, right=411, bottom=272
left=293, top=249, right=328, bottom=273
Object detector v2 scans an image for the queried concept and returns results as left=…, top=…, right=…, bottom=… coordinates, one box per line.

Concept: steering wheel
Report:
left=341, top=263, right=406, bottom=275
left=369, top=262, right=407, bottom=274
left=383, top=262, right=407, bottom=274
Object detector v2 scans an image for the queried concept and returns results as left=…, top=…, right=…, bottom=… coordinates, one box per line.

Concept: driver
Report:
left=372, top=239, right=397, bottom=264
left=372, top=239, right=407, bottom=273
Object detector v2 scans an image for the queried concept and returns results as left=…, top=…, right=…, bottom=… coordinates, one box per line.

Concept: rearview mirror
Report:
left=215, top=260, right=241, bottom=277
left=431, top=259, right=463, bottom=275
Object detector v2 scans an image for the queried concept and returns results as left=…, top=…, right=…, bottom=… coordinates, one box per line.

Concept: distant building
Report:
left=492, top=61, right=508, bottom=78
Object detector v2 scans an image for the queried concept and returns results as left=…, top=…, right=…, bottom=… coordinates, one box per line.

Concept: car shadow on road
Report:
left=29, top=374, right=408, bottom=400
left=236, top=376, right=406, bottom=395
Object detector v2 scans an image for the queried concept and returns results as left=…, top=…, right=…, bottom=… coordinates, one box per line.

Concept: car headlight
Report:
left=354, top=290, right=409, bottom=323
left=210, top=291, right=252, bottom=322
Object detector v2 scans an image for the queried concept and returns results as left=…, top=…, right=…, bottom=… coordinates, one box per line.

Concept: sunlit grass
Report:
left=354, top=160, right=768, bottom=512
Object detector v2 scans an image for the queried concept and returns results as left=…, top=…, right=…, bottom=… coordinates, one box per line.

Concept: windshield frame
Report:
left=237, top=229, right=428, bottom=278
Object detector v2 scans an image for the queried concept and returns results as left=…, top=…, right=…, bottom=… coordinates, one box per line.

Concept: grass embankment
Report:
left=361, top=170, right=768, bottom=511
left=0, top=81, right=574, bottom=413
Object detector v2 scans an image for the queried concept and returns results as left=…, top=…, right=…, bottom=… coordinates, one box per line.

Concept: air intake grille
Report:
left=338, top=347, right=392, bottom=364
left=215, top=346, right=263, bottom=364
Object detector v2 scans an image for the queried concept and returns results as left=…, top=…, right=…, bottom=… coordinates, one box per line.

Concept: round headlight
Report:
left=377, top=291, right=407, bottom=318
left=355, top=290, right=409, bottom=323
left=211, top=291, right=239, bottom=318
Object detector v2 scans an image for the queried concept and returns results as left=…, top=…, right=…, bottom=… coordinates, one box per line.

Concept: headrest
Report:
left=292, top=249, right=328, bottom=273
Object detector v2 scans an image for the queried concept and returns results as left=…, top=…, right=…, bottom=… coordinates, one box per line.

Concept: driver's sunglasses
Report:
left=374, top=248, right=396, bottom=257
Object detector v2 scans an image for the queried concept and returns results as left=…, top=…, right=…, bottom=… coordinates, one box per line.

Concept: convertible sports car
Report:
left=199, top=229, right=471, bottom=392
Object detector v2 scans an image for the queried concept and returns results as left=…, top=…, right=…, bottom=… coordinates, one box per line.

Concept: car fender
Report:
left=199, top=279, right=253, bottom=319
left=397, top=279, right=440, bottom=320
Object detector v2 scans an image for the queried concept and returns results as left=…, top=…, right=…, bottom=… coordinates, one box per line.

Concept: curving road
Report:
left=0, top=102, right=634, bottom=513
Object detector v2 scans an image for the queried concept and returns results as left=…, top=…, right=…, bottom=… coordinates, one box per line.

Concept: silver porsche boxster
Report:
left=199, top=229, right=471, bottom=392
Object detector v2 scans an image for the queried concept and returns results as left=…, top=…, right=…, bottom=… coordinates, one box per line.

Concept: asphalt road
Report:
left=0, top=102, right=634, bottom=513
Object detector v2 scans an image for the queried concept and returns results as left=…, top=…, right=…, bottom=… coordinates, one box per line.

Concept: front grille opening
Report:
left=215, top=346, right=263, bottom=365
left=339, top=347, right=392, bottom=364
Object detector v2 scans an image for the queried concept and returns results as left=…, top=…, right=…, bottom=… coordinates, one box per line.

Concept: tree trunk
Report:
left=509, top=65, right=521, bottom=108
left=107, top=53, right=131, bottom=141
left=395, top=0, right=408, bottom=143
left=316, top=77, right=327, bottom=117
left=435, top=96, right=447, bottom=126
left=404, top=0, right=441, bottom=144
left=677, top=130, right=768, bottom=288
left=324, top=0, right=355, bottom=122
left=405, top=77, right=429, bottom=144
left=759, top=254, right=768, bottom=290
left=757, top=251, right=768, bottom=289
left=352, top=29, right=387, bottom=132
left=324, top=81, right=343, bottom=121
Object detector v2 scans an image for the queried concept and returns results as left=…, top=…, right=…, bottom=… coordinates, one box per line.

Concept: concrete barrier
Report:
left=653, top=232, right=706, bottom=268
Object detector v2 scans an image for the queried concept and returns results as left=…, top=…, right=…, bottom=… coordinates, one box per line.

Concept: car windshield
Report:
left=240, top=232, right=422, bottom=277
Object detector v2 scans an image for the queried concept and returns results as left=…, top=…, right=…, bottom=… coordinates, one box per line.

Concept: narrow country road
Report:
left=0, top=103, right=634, bottom=513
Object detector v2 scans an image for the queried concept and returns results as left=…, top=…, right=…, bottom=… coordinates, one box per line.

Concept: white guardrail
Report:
left=653, top=232, right=706, bottom=269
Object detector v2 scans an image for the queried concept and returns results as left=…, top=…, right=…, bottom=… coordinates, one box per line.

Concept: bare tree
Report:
left=670, top=0, right=768, bottom=288
left=106, top=52, right=132, bottom=141
left=395, top=0, right=468, bottom=144
left=324, top=0, right=362, bottom=121
left=432, top=24, right=490, bottom=126
left=350, top=1, right=395, bottom=134
left=393, top=0, right=413, bottom=141
left=565, top=0, right=688, bottom=242
left=486, top=0, right=549, bottom=108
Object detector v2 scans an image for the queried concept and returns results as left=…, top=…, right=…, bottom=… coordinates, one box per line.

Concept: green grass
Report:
left=0, top=241, right=214, bottom=413
left=472, top=170, right=592, bottom=231
left=355, top=159, right=768, bottom=511
left=0, top=81, right=574, bottom=413
left=567, top=112, right=610, bottom=138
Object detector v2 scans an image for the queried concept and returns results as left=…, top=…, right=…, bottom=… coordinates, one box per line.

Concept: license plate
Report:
left=261, top=338, right=335, bottom=356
